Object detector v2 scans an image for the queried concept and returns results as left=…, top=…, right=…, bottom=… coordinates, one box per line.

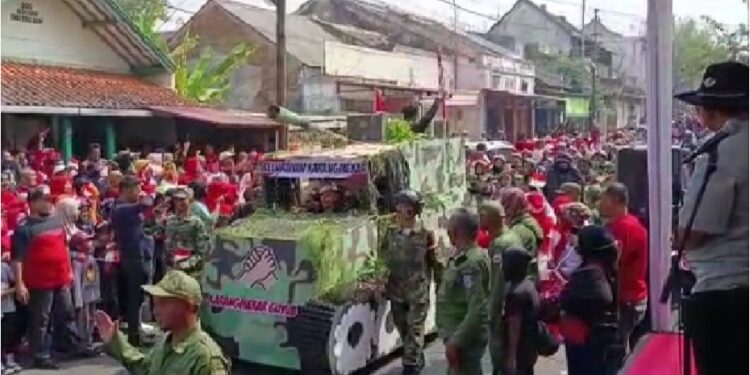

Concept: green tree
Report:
left=171, top=32, right=254, bottom=104
left=116, top=0, right=253, bottom=104
left=673, top=17, right=748, bottom=90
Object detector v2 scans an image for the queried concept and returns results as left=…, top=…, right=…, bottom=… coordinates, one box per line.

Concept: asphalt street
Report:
left=21, top=337, right=567, bottom=375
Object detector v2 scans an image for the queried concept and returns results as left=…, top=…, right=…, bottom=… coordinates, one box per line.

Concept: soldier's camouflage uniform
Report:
left=487, top=230, right=522, bottom=375
left=164, top=214, right=210, bottom=280
left=107, top=270, right=230, bottom=375
left=381, top=221, right=443, bottom=370
left=507, top=213, right=543, bottom=278
left=436, top=245, right=490, bottom=375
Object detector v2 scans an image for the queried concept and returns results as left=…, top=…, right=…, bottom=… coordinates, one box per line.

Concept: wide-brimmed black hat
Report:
left=675, top=61, right=748, bottom=109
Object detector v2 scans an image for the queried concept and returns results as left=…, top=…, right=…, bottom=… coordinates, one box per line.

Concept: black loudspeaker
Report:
left=615, top=146, right=685, bottom=228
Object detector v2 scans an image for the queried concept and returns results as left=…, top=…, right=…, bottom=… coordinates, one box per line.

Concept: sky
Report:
left=163, top=0, right=749, bottom=36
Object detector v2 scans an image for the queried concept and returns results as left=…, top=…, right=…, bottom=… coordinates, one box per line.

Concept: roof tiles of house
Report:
left=214, top=0, right=339, bottom=67
left=1, top=62, right=192, bottom=109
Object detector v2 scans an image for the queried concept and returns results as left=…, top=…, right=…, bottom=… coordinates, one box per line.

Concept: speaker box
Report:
left=615, top=146, right=685, bottom=228
left=346, top=114, right=387, bottom=142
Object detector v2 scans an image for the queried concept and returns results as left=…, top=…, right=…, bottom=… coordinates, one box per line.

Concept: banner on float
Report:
left=261, top=158, right=367, bottom=178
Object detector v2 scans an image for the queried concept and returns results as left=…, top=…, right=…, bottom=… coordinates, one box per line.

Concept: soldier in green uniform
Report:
left=381, top=189, right=443, bottom=375
left=164, top=188, right=211, bottom=280
left=584, top=184, right=604, bottom=225
left=500, top=188, right=543, bottom=278
left=436, top=208, right=490, bottom=375
left=478, top=202, right=522, bottom=375
left=95, top=270, right=230, bottom=375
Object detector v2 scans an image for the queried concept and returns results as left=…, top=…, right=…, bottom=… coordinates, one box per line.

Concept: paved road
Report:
left=21, top=338, right=566, bottom=375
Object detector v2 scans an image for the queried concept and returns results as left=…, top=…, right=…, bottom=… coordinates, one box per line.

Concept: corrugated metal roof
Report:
left=215, top=0, right=340, bottom=67
left=150, top=106, right=282, bottom=129
left=61, top=0, right=174, bottom=71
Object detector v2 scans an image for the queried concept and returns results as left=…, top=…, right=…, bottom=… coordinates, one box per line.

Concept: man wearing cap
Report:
left=381, top=189, right=442, bottom=374
left=478, top=201, right=522, bottom=375
left=95, top=270, right=230, bottom=375
left=437, top=208, right=490, bottom=375
left=11, top=187, right=92, bottom=368
left=675, top=61, right=748, bottom=375
left=164, top=187, right=210, bottom=281
left=543, top=153, right=583, bottom=201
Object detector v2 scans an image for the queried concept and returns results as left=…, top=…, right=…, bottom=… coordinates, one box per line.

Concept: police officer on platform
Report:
left=381, top=189, right=443, bottom=375
left=437, top=208, right=490, bottom=375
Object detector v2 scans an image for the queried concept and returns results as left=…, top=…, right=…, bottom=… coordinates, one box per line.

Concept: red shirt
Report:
left=607, top=213, right=648, bottom=304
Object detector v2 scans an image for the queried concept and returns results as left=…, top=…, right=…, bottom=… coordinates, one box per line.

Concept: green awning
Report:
left=565, top=97, right=590, bottom=117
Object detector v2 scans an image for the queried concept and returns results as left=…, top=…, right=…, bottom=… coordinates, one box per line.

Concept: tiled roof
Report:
left=1, top=62, right=191, bottom=109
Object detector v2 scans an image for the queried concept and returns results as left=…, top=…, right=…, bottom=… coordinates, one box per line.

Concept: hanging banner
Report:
left=261, top=159, right=367, bottom=178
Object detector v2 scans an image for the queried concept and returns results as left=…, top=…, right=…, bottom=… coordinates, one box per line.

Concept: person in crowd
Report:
left=230, top=188, right=256, bottom=223
left=381, top=189, right=441, bottom=375
left=164, top=188, right=210, bottom=281
left=544, top=154, right=583, bottom=201
left=111, top=176, right=151, bottom=346
left=70, top=232, right=100, bottom=352
left=502, top=247, right=540, bottom=375
left=187, top=182, right=217, bottom=229
left=95, top=270, right=230, bottom=375
left=553, top=203, right=591, bottom=279
left=598, top=183, right=648, bottom=353
left=11, top=187, right=93, bottom=369
left=500, top=188, right=543, bottom=277
left=436, top=208, right=489, bottom=375
left=479, top=201, right=522, bottom=375
left=2, top=245, right=23, bottom=375
left=675, top=61, right=748, bottom=375
left=93, top=222, right=119, bottom=321
left=560, top=225, right=620, bottom=375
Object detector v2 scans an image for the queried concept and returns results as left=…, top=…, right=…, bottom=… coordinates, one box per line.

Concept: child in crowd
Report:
left=1, top=245, right=22, bottom=374
left=70, top=233, right=100, bottom=351
left=93, top=223, right=119, bottom=320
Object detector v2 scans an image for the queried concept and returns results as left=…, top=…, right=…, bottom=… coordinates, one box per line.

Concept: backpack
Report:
left=536, top=320, right=561, bottom=356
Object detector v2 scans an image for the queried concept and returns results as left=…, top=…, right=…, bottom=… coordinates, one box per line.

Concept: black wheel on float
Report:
left=280, top=300, right=337, bottom=375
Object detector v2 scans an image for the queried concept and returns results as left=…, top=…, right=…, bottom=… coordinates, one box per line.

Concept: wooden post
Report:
left=61, top=116, right=73, bottom=162
left=104, top=119, right=116, bottom=159
left=276, top=0, right=287, bottom=150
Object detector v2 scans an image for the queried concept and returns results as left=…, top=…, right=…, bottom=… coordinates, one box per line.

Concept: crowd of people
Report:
left=1, top=138, right=256, bottom=373
left=0, top=61, right=745, bottom=375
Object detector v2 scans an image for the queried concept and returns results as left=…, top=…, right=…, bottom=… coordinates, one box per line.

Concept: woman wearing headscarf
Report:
left=500, top=188, right=544, bottom=278
left=560, top=225, right=620, bottom=375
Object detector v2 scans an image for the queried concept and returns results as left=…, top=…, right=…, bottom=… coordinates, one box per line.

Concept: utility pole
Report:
left=451, top=0, right=459, bottom=90
left=589, top=8, right=599, bottom=131
left=580, top=0, right=586, bottom=59
left=275, top=0, right=287, bottom=148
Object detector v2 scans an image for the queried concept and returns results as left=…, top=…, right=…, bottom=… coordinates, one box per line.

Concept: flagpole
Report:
left=646, top=0, right=674, bottom=332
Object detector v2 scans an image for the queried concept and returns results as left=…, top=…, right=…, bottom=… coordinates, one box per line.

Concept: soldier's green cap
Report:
left=142, top=270, right=202, bottom=306
left=479, top=200, right=505, bottom=217
left=171, top=187, right=192, bottom=200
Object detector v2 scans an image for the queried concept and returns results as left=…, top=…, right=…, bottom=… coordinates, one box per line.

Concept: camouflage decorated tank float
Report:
left=200, top=138, right=467, bottom=374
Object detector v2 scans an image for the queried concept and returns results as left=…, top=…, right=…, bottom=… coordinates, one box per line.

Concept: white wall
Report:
left=488, top=2, right=574, bottom=56
left=1, top=0, right=130, bottom=73
left=324, top=41, right=454, bottom=90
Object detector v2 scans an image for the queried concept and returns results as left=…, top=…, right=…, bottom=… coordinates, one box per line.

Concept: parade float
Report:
left=200, top=126, right=467, bottom=374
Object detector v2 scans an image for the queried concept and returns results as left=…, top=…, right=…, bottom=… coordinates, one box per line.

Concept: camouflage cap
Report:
left=557, top=182, right=582, bottom=195
left=171, top=186, right=193, bottom=200
left=142, top=270, right=202, bottom=306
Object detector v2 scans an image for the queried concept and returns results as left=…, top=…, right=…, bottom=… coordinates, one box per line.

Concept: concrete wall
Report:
left=487, top=2, right=574, bottom=57
left=177, top=2, right=305, bottom=112
left=324, top=41, right=454, bottom=90
left=1, top=0, right=130, bottom=73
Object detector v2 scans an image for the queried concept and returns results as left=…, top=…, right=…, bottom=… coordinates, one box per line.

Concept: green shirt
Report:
left=436, top=246, right=490, bottom=350
left=487, top=230, right=523, bottom=328
left=508, top=214, right=543, bottom=279
left=381, top=224, right=443, bottom=303
left=164, top=214, right=211, bottom=279
left=191, top=202, right=216, bottom=229
left=106, top=325, right=230, bottom=375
